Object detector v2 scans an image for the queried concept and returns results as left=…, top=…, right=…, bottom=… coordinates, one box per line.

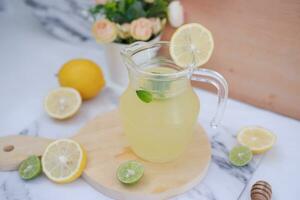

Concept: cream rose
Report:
left=92, top=19, right=117, bottom=43
left=150, top=18, right=162, bottom=35
left=117, top=23, right=131, bottom=39
left=168, top=1, right=184, bottom=28
left=95, top=0, right=107, bottom=5
left=144, top=0, right=155, bottom=3
left=130, top=18, right=153, bottom=41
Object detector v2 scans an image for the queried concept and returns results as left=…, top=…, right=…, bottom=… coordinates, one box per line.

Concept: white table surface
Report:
left=0, top=1, right=299, bottom=200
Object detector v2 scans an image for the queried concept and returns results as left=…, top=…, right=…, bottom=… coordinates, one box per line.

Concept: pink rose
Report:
left=92, top=19, right=117, bottom=43
left=130, top=18, right=153, bottom=41
left=95, top=0, right=107, bottom=5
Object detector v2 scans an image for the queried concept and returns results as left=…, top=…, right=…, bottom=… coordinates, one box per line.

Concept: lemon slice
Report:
left=237, top=126, right=276, bottom=154
left=44, top=87, right=82, bottom=120
left=42, top=139, right=87, bottom=183
left=170, top=23, right=214, bottom=68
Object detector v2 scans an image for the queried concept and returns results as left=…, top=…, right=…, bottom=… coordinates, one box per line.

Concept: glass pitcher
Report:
left=119, top=41, right=228, bottom=163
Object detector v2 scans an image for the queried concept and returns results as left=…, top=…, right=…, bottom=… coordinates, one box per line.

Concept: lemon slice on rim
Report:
left=170, top=23, right=214, bottom=68
left=42, top=139, right=87, bottom=183
left=44, top=87, right=82, bottom=120
left=237, top=126, right=276, bottom=154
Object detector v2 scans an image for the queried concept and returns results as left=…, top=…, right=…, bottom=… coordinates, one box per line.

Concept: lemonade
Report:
left=119, top=25, right=228, bottom=163
left=119, top=67, right=200, bottom=162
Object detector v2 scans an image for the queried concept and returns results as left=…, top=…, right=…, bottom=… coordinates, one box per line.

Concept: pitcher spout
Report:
left=120, top=41, right=148, bottom=60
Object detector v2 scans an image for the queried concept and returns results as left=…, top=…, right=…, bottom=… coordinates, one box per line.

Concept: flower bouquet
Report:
left=89, top=0, right=184, bottom=86
left=89, top=0, right=184, bottom=44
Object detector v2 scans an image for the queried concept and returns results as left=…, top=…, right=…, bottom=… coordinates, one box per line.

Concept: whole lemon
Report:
left=58, top=59, right=105, bottom=100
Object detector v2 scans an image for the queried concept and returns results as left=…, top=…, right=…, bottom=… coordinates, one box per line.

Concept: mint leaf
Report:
left=136, top=90, right=153, bottom=103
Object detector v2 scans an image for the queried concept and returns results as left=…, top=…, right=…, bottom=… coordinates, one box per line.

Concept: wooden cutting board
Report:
left=0, top=110, right=211, bottom=200
left=163, top=0, right=300, bottom=119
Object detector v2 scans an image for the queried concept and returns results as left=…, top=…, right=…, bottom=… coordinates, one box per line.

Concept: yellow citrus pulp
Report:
left=42, top=139, right=87, bottom=183
left=170, top=23, right=214, bottom=68
left=237, top=126, right=276, bottom=154
left=44, top=87, right=82, bottom=120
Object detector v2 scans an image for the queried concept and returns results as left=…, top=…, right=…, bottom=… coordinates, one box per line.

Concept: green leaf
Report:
left=125, top=1, right=146, bottom=21
left=89, top=4, right=104, bottom=17
left=89, top=0, right=169, bottom=24
left=118, top=0, right=126, bottom=13
left=146, top=0, right=168, bottom=18
left=111, top=12, right=127, bottom=23
left=104, top=0, right=129, bottom=23
left=136, top=90, right=153, bottom=103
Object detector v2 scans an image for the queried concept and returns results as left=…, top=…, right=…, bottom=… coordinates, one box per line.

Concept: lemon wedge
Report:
left=42, top=139, right=87, bottom=183
left=237, top=126, right=276, bottom=154
left=170, top=23, right=214, bottom=68
left=44, top=87, right=82, bottom=120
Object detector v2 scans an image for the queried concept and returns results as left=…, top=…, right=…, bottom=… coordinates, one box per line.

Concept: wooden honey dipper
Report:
left=251, top=180, right=272, bottom=200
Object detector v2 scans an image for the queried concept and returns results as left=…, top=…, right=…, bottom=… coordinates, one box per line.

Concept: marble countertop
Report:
left=0, top=1, right=300, bottom=200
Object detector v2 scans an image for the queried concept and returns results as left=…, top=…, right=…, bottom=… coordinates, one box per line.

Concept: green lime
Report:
left=18, top=155, right=42, bottom=180
left=117, top=161, right=144, bottom=184
left=229, top=146, right=253, bottom=167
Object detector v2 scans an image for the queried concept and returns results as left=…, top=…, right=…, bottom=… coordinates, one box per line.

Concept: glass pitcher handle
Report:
left=191, top=68, right=228, bottom=128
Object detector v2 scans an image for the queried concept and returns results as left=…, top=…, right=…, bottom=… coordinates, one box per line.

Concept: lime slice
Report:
left=229, top=146, right=253, bottom=167
left=18, top=155, right=42, bottom=180
left=117, top=161, right=144, bottom=184
left=170, top=23, right=214, bottom=68
left=237, top=126, right=276, bottom=154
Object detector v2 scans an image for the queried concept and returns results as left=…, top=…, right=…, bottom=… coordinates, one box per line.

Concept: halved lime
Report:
left=117, top=161, right=144, bottom=184
left=18, top=155, right=42, bottom=180
left=229, top=146, right=253, bottom=167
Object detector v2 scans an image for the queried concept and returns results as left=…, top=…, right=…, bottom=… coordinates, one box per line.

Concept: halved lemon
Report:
left=237, top=126, right=276, bottom=154
left=44, top=87, right=82, bottom=120
left=170, top=23, right=214, bottom=68
left=42, top=139, right=87, bottom=183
